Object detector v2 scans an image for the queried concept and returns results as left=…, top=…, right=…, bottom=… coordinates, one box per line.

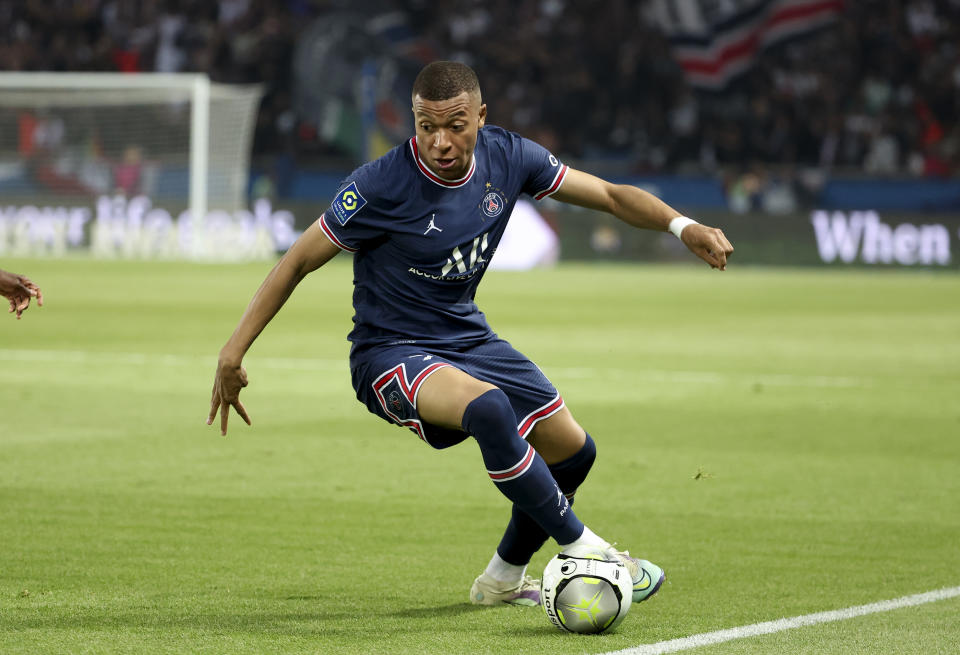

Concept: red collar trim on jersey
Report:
left=409, top=138, right=476, bottom=188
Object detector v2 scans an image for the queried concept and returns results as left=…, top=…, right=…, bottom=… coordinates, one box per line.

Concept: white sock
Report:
left=484, top=552, right=527, bottom=586
left=560, top=525, right=611, bottom=554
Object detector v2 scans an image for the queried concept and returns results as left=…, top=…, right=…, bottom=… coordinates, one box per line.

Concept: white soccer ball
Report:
left=541, top=551, right=632, bottom=634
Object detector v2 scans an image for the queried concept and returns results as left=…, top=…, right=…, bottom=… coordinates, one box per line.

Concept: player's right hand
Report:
left=207, top=356, right=252, bottom=436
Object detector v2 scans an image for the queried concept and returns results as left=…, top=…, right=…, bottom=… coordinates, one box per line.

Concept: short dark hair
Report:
left=412, top=61, right=481, bottom=102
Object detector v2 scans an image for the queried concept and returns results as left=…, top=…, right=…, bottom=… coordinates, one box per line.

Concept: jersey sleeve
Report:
left=317, top=167, right=386, bottom=253
left=518, top=137, right=569, bottom=201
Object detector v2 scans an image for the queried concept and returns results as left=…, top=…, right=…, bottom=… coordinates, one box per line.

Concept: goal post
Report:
left=0, top=72, right=262, bottom=221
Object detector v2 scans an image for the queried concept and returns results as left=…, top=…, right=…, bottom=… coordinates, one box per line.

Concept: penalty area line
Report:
left=602, top=586, right=960, bottom=655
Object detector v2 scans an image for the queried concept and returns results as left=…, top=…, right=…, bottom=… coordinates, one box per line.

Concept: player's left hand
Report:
left=681, top=224, right=734, bottom=270
left=207, top=357, right=252, bottom=436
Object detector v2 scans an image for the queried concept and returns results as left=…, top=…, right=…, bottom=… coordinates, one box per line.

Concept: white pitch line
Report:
left=602, top=586, right=960, bottom=655
left=0, top=349, right=866, bottom=388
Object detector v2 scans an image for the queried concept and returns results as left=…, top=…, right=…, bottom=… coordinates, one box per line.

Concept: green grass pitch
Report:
left=1, top=256, right=958, bottom=655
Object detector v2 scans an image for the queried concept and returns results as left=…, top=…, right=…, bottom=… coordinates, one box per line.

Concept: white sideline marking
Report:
left=0, top=349, right=866, bottom=388
left=602, top=586, right=960, bottom=655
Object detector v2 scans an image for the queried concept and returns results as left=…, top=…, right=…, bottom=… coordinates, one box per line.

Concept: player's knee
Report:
left=461, top=387, right=517, bottom=449
left=529, top=408, right=588, bottom=464
left=575, top=432, right=596, bottom=469
left=548, top=432, right=596, bottom=495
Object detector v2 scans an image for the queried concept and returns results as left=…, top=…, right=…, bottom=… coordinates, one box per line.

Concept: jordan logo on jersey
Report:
left=423, top=214, right=443, bottom=235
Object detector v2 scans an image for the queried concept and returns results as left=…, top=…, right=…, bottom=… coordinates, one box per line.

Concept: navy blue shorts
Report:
left=350, top=336, right=564, bottom=449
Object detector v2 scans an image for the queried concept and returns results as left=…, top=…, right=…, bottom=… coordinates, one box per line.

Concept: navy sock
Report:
left=497, top=433, right=596, bottom=565
left=462, top=389, right=584, bottom=546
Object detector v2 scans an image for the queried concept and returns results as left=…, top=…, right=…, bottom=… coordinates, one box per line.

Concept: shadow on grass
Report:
left=1, top=613, right=424, bottom=640
left=385, top=602, right=488, bottom=619
left=1, top=602, right=493, bottom=636
left=279, top=598, right=489, bottom=620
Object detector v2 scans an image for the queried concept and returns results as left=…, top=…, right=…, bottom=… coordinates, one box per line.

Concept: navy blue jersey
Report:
left=318, top=125, right=568, bottom=351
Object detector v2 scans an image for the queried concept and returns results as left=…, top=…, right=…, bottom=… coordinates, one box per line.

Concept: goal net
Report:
left=0, top=73, right=264, bottom=258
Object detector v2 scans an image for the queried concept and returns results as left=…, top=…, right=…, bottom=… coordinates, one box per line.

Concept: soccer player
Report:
left=208, top=61, right=733, bottom=607
left=1, top=269, right=43, bottom=320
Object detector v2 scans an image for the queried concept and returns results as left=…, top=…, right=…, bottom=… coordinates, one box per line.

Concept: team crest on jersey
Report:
left=481, top=190, right=505, bottom=218
left=331, top=181, right=367, bottom=225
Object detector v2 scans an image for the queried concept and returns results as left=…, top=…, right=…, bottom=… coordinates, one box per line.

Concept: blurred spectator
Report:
left=0, top=0, right=956, bottom=182
left=113, top=145, right=144, bottom=195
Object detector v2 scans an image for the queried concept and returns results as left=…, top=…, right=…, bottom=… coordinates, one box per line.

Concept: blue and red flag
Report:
left=647, top=0, right=844, bottom=89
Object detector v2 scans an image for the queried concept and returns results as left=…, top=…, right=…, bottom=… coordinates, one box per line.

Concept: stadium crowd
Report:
left=1, top=0, right=958, bottom=179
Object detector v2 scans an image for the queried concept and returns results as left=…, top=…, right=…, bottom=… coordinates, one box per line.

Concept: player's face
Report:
left=412, top=91, right=486, bottom=180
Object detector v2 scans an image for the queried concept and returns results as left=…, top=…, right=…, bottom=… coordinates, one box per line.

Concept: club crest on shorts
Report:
left=481, top=191, right=504, bottom=218
left=388, top=390, right=403, bottom=412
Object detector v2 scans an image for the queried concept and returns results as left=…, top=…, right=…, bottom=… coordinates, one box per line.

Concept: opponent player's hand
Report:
left=207, top=355, right=252, bottom=436
left=0, top=270, right=43, bottom=319
left=681, top=224, right=734, bottom=270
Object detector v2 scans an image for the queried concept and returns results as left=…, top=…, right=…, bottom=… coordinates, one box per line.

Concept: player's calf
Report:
left=462, top=388, right=584, bottom=545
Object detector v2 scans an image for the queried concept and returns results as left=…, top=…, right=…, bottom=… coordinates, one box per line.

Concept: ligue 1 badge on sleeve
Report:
left=332, top=181, right=367, bottom=225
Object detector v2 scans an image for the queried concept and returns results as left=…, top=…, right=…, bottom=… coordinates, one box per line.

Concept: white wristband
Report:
left=668, top=216, right=698, bottom=239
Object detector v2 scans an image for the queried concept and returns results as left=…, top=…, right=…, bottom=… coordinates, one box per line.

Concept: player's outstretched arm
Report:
left=207, top=222, right=341, bottom=436
left=0, top=269, right=43, bottom=319
left=552, top=168, right=734, bottom=270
